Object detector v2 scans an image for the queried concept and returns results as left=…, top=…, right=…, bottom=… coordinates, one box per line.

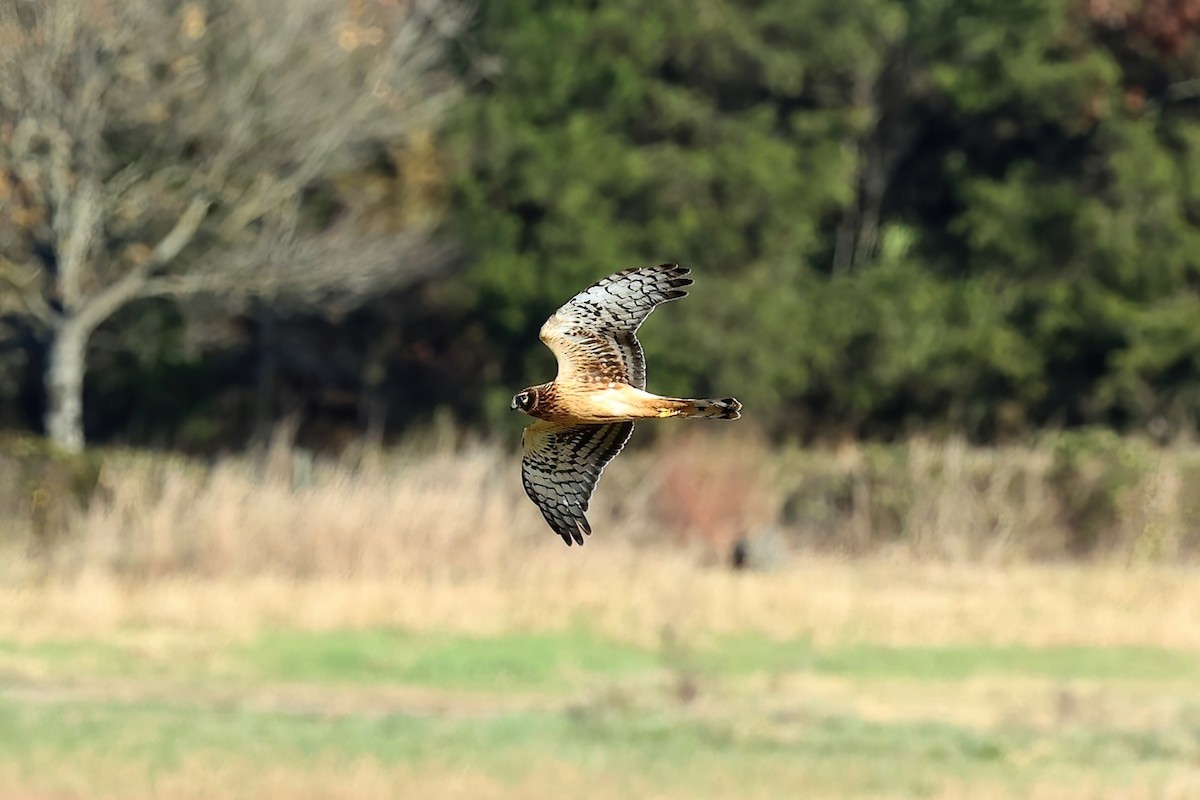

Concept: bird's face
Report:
left=511, top=388, right=537, bottom=415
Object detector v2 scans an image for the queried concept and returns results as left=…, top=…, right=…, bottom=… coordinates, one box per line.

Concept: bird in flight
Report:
left=513, top=263, right=741, bottom=545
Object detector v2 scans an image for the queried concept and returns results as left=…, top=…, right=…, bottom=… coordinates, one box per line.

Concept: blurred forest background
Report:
left=2, top=0, right=1198, bottom=455
left=4, top=4, right=1200, bottom=799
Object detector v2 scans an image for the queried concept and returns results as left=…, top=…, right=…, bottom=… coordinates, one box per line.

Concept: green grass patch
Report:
left=234, top=628, right=662, bottom=689
left=0, top=696, right=1195, bottom=799
left=690, top=635, right=1200, bottom=682
left=0, top=638, right=148, bottom=675
left=237, top=629, right=1200, bottom=688
left=3, top=629, right=1199, bottom=799
left=4, top=629, right=1200, bottom=691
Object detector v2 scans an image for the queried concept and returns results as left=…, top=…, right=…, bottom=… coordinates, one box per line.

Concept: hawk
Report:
left=512, top=263, right=741, bottom=545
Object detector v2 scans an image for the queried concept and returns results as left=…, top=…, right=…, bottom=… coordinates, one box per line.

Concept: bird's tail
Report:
left=659, top=397, right=742, bottom=420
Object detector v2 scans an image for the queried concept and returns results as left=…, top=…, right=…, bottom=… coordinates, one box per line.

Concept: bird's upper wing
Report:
left=539, top=264, right=692, bottom=390
left=521, top=420, right=635, bottom=545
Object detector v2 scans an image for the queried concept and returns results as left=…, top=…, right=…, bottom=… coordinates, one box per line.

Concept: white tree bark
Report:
left=44, top=318, right=89, bottom=453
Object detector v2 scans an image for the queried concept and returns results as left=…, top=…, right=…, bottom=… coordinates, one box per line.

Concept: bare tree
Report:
left=0, top=0, right=465, bottom=451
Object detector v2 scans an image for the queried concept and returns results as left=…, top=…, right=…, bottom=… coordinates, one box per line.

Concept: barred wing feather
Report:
left=520, top=421, right=635, bottom=545
left=538, top=264, right=692, bottom=389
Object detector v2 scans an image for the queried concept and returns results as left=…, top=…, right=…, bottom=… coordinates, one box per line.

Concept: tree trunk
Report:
left=44, top=319, right=90, bottom=453
left=252, top=303, right=278, bottom=445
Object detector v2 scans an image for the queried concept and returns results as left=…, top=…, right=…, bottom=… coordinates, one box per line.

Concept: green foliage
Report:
left=449, top=0, right=1200, bottom=439
left=451, top=0, right=900, bottom=427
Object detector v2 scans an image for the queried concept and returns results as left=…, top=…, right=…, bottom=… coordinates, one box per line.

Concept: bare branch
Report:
left=151, top=196, right=211, bottom=266
left=1167, top=78, right=1200, bottom=101
left=0, top=258, right=56, bottom=327
left=71, top=261, right=159, bottom=337
left=139, top=223, right=454, bottom=307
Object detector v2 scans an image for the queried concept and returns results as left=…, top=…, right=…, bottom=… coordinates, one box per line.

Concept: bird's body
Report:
left=513, top=263, right=741, bottom=545
left=517, top=381, right=738, bottom=424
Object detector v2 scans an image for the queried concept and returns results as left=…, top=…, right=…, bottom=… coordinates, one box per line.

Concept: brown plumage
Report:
left=512, top=263, right=742, bottom=545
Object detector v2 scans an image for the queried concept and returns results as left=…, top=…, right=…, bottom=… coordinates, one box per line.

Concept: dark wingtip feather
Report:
left=556, top=517, right=588, bottom=546
left=655, top=264, right=693, bottom=296
left=654, top=262, right=691, bottom=276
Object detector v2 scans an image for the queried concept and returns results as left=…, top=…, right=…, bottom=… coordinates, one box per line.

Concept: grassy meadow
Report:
left=2, top=432, right=1200, bottom=799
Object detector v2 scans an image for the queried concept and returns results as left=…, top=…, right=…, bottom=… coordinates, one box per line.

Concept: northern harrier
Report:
left=512, top=264, right=741, bottom=545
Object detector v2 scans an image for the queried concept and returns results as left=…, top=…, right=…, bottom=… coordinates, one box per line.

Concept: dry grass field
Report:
left=2, top=432, right=1199, bottom=798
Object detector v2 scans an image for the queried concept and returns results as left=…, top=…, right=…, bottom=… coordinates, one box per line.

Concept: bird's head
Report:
left=511, top=388, right=538, bottom=415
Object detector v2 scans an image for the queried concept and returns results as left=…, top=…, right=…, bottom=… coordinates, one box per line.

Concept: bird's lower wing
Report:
left=520, top=420, right=635, bottom=545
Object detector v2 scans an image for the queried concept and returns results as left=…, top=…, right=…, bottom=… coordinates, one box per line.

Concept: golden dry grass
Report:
left=4, top=556, right=1200, bottom=650
left=3, top=431, right=1200, bottom=648
left=0, top=758, right=712, bottom=800
left=2, top=748, right=1199, bottom=800
left=7, top=429, right=1200, bottom=577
